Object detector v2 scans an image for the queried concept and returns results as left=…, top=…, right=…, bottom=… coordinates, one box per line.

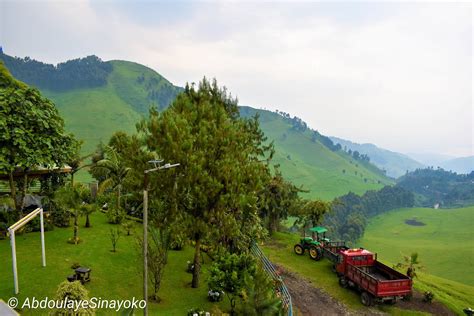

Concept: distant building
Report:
left=434, top=203, right=440, bottom=209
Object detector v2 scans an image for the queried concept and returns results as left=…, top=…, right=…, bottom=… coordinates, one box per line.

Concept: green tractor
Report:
left=293, top=226, right=329, bottom=261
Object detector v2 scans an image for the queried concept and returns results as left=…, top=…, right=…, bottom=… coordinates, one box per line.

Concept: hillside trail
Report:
left=277, top=265, right=455, bottom=316
left=277, top=265, right=383, bottom=316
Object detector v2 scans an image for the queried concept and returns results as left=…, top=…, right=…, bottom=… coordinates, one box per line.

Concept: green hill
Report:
left=330, top=136, right=425, bottom=178
left=240, top=107, right=392, bottom=200
left=360, top=206, right=474, bottom=286
left=42, top=60, right=182, bottom=154
left=1, top=53, right=392, bottom=199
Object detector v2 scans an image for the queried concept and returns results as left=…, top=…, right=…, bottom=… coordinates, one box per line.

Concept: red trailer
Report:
left=333, top=248, right=412, bottom=306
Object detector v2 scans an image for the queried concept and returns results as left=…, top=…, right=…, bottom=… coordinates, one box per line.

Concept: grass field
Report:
left=242, top=107, right=392, bottom=200
left=0, top=212, right=226, bottom=315
left=262, top=231, right=474, bottom=315
left=360, top=206, right=474, bottom=286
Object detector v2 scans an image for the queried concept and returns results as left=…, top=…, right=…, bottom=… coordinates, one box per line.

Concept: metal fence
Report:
left=250, top=242, right=293, bottom=316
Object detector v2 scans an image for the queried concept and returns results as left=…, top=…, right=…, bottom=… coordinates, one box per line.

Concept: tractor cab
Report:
left=309, top=226, right=330, bottom=244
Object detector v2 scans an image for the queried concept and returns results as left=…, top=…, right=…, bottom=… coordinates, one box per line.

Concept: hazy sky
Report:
left=1, top=1, right=472, bottom=157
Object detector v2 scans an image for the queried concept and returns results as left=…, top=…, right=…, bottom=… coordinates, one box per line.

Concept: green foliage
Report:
left=91, top=145, right=131, bottom=215
left=397, top=168, right=474, bottom=207
left=395, top=252, right=423, bottom=279
left=109, top=227, right=121, bottom=252
left=238, top=267, right=282, bottom=316
left=0, top=62, right=80, bottom=211
left=52, top=281, right=94, bottom=315
left=145, top=227, right=170, bottom=302
left=208, top=252, right=257, bottom=314
left=54, top=184, right=92, bottom=243
left=0, top=53, right=112, bottom=91
left=259, top=170, right=302, bottom=235
left=142, top=78, right=272, bottom=287
left=323, top=186, right=414, bottom=242
left=293, top=199, right=332, bottom=233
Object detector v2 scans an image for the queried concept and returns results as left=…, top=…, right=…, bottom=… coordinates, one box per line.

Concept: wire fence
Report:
left=250, top=242, right=293, bottom=316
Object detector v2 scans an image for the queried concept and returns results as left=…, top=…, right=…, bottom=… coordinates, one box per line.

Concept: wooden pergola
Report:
left=0, top=166, right=72, bottom=181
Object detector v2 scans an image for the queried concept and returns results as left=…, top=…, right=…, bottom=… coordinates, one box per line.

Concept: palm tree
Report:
left=91, top=146, right=131, bottom=212
left=54, top=184, right=91, bottom=244
left=395, top=252, right=423, bottom=279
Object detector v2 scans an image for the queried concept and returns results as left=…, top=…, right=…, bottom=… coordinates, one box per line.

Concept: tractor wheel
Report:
left=361, top=292, right=374, bottom=306
left=309, top=246, right=323, bottom=261
left=338, top=277, right=348, bottom=288
left=294, top=244, right=304, bottom=255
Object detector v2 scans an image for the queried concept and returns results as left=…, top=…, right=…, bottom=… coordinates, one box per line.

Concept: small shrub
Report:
left=67, top=237, right=82, bottom=244
left=122, top=221, right=133, bottom=236
left=170, top=233, right=186, bottom=250
left=71, top=262, right=81, bottom=269
left=423, top=291, right=434, bottom=303
left=51, top=207, right=71, bottom=227
left=107, top=208, right=125, bottom=224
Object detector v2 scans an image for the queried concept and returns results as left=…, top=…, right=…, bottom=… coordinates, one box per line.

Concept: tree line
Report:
left=397, top=168, right=474, bottom=207
left=0, top=52, right=112, bottom=91
left=322, top=186, right=415, bottom=243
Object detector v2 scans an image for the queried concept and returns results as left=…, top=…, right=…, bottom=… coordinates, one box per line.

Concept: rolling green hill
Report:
left=241, top=107, right=392, bottom=200
left=1, top=54, right=392, bottom=199
left=330, top=136, right=425, bottom=178
left=360, top=206, right=474, bottom=287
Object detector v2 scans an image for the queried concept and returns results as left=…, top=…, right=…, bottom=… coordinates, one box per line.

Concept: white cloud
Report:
left=0, top=1, right=471, bottom=156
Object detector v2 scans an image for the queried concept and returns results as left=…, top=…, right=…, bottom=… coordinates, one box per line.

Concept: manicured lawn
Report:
left=0, top=212, right=226, bottom=315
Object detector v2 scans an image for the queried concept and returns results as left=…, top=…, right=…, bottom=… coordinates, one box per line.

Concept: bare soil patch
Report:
left=405, top=218, right=426, bottom=226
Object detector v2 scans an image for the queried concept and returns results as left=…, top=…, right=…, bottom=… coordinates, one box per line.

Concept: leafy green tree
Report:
left=294, top=199, right=332, bottom=236
left=259, top=170, right=301, bottom=235
left=109, top=227, right=121, bottom=252
left=142, top=78, right=272, bottom=288
left=208, top=253, right=257, bottom=315
left=52, top=281, right=94, bottom=315
left=0, top=62, right=80, bottom=213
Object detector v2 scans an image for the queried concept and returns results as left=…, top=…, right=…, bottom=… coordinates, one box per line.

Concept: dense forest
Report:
left=0, top=52, right=112, bottom=91
left=322, top=186, right=415, bottom=242
left=397, top=168, right=474, bottom=207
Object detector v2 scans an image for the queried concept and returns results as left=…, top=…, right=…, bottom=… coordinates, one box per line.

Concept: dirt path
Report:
left=278, top=265, right=383, bottom=316
left=278, top=265, right=454, bottom=316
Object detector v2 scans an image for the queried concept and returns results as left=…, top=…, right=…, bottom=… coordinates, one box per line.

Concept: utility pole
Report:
left=143, top=161, right=179, bottom=316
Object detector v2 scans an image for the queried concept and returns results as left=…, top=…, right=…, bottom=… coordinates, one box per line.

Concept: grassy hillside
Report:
left=241, top=107, right=392, bottom=200
left=42, top=60, right=181, bottom=155
left=360, top=206, right=474, bottom=286
left=330, top=136, right=425, bottom=178
left=2, top=54, right=392, bottom=199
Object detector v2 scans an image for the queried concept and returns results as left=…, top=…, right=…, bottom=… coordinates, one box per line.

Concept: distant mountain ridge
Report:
left=1, top=52, right=392, bottom=199
left=330, top=136, right=424, bottom=178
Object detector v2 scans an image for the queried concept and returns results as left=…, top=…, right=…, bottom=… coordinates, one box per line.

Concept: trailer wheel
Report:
left=385, top=299, right=396, bottom=305
left=338, top=277, right=348, bottom=288
left=294, top=244, right=304, bottom=255
left=309, top=246, right=323, bottom=260
left=331, top=264, right=336, bottom=273
left=361, top=292, right=373, bottom=306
